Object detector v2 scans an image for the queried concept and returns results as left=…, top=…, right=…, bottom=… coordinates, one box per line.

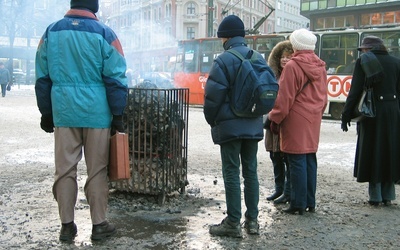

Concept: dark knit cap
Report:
left=70, top=0, right=99, bottom=13
left=217, top=15, right=245, bottom=38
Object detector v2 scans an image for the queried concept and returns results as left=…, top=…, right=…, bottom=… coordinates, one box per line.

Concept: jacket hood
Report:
left=290, top=50, right=326, bottom=82
left=223, top=36, right=247, bottom=50
left=267, top=40, right=293, bottom=79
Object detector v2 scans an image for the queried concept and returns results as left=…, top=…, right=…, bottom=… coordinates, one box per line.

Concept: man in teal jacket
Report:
left=35, top=0, right=128, bottom=242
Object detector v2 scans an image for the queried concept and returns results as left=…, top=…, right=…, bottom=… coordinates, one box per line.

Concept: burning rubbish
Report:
left=110, top=86, right=190, bottom=204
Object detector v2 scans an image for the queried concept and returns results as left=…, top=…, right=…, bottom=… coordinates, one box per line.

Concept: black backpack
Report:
left=226, top=49, right=278, bottom=118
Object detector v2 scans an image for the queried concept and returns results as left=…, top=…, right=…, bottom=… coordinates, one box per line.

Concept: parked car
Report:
left=12, top=69, right=26, bottom=85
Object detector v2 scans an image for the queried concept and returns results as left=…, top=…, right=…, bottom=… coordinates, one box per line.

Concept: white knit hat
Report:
left=290, top=29, right=317, bottom=51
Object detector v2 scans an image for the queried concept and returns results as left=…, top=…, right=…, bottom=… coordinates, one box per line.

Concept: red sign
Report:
left=327, top=75, right=352, bottom=98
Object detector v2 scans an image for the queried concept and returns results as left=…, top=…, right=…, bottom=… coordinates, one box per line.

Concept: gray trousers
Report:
left=53, top=127, right=110, bottom=225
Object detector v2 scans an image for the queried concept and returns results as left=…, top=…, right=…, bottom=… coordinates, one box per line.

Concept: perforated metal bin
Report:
left=109, top=87, right=189, bottom=204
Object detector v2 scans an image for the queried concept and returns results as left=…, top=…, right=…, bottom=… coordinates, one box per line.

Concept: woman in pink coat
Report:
left=266, top=28, right=327, bottom=214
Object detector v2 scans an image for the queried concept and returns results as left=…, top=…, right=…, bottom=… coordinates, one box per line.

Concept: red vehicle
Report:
left=173, top=34, right=286, bottom=105
left=172, top=26, right=400, bottom=119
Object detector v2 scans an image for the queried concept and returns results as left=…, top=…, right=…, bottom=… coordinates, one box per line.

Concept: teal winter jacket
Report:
left=35, top=9, right=128, bottom=128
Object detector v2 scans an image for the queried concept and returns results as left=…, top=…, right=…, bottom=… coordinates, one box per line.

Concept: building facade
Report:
left=274, top=0, right=309, bottom=32
left=300, top=0, right=400, bottom=30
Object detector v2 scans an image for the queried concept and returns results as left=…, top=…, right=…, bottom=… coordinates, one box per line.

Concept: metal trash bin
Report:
left=110, top=86, right=189, bottom=204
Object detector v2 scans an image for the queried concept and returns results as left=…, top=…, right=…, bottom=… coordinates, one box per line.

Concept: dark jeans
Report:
left=220, top=139, right=259, bottom=223
left=1, top=83, right=7, bottom=97
left=286, top=153, right=317, bottom=209
left=269, top=151, right=291, bottom=197
left=368, top=182, right=395, bottom=202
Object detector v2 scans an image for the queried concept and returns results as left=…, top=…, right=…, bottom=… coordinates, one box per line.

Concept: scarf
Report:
left=360, top=51, right=384, bottom=85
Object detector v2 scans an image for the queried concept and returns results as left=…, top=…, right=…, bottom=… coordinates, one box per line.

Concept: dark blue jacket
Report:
left=203, top=36, right=275, bottom=144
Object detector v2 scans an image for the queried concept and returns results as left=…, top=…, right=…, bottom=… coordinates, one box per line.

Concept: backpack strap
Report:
left=227, top=49, right=254, bottom=61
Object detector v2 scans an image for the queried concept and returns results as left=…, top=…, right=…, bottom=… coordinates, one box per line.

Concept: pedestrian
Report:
left=203, top=15, right=276, bottom=237
left=341, top=36, right=400, bottom=206
left=266, top=28, right=327, bottom=215
left=35, top=0, right=128, bottom=242
left=264, top=40, right=293, bottom=205
left=0, top=62, right=11, bottom=97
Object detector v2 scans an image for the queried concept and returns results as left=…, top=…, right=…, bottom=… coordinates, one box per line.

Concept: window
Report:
left=337, top=0, right=346, bottom=7
left=371, top=13, right=381, bottom=25
left=335, top=16, right=345, bottom=27
left=383, top=11, right=395, bottom=24
left=325, top=17, right=334, bottom=28
left=310, top=0, right=318, bottom=10
left=327, top=0, right=336, bottom=8
left=319, top=0, right=327, bottom=9
left=187, top=2, right=196, bottom=15
left=321, top=33, right=359, bottom=73
left=187, top=27, right=195, bottom=39
left=165, top=4, right=171, bottom=17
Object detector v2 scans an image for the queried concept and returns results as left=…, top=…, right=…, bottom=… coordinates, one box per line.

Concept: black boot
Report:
left=274, top=195, right=290, bottom=204
left=266, top=191, right=283, bottom=201
left=91, top=221, right=116, bottom=240
left=283, top=206, right=304, bottom=215
left=306, top=206, right=315, bottom=213
left=59, top=222, right=77, bottom=242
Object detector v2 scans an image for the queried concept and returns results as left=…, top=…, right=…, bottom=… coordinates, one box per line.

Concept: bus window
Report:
left=245, top=37, right=254, bottom=49
left=200, top=40, right=222, bottom=73
left=180, top=41, right=199, bottom=73
left=174, top=53, right=183, bottom=72
left=321, top=32, right=358, bottom=74
left=255, top=36, right=286, bottom=59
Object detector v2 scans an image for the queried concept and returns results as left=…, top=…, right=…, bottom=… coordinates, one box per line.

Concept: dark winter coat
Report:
left=203, top=36, right=276, bottom=144
left=342, top=49, right=400, bottom=183
left=0, top=68, right=10, bottom=85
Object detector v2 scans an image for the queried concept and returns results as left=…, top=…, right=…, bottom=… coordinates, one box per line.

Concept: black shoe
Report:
left=59, top=222, right=77, bottom=242
left=266, top=191, right=283, bottom=201
left=283, top=206, right=304, bottom=215
left=209, top=217, right=243, bottom=238
left=368, top=201, right=380, bottom=206
left=91, top=221, right=116, bottom=241
left=274, top=195, right=290, bottom=204
left=306, top=206, right=315, bottom=213
left=383, top=200, right=392, bottom=206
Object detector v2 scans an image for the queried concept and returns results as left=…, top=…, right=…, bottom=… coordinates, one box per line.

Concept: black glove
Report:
left=111, top=115, right=124, bottom=135
left=264, top=115, right=272, bottom=130
left=40, top=114, right=54, bottom=133
left=341, top=114, right=351, bottom=132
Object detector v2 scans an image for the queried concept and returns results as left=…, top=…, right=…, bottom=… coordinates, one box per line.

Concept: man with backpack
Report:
left=203, top=15, right=277, bottom=238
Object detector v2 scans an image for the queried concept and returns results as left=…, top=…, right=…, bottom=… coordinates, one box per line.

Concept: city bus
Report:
left=172, top=26, right=400, bottom=119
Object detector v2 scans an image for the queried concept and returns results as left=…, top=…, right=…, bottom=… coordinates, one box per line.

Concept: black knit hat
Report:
left=217, top=15, right=245, bottom=38
left=70, top=0, right=99, bottom=13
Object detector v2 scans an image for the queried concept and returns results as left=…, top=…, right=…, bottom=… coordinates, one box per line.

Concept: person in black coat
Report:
left=341, top=36, right=400, bottom=206
left=204, top=15, right=276, bottom=237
